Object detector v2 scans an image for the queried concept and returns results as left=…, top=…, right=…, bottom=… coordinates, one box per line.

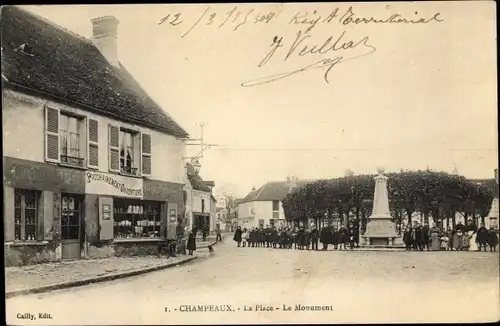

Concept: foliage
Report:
left=281, top=171, right=495, bottom=227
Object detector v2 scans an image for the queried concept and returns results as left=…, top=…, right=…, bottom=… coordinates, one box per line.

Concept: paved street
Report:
left=6, top=242, right=499, bottom=324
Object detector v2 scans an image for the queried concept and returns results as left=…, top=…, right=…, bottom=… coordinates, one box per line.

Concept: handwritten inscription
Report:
left=157, top=5, right=443, bottom=87
left=242, top=31, right=377, bottom=87
left=158, top=6, right=443, bottom=36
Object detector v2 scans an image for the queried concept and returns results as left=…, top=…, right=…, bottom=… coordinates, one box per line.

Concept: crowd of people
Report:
left=232, top=223, right=360, bottom=251
left=232, top=220, right=499, bottom=252
left=403, top=221, right=498, bottom=252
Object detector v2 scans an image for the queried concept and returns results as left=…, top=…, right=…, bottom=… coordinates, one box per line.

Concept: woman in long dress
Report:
left=429, top=224, right=441, bottom=251
left=187, top=229, right=196, bottom=255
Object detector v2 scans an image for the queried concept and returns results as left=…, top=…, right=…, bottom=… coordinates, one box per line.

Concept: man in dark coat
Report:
left=233, top=226, right=242, bottom=247
left=249, top=228, right=255, bottom=247
left=320, top=226, right=329, bottom=250
left=304, top=227, right=311, bottom=250
left=415, top=225, right=425, bottom=251
left=403, top=226, right=412, bottom=250
left=187, top=228, right=197, bottom=255
left=347, top=223, right=356, bottom=250
left=311, top=225, right=319, bottom=251
left=476, top=223, right=489, bottom=252
left=332, top=227, right=340, bottom=250
left=488, top=227, right=498, bottom=252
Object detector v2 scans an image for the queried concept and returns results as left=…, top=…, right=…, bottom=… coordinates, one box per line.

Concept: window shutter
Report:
left=141, top=133, right=152, bottom=176
left=4, top=187, right=15, bottom=242
left=108, top=124, right=120, bottom=172
left=88, top=119, right=99, bottom=168
left=45, top=106, right=60, bottom=163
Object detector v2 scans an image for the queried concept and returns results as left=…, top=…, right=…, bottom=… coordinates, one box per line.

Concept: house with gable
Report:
left=2, top=6, right=190, bottom=265
left=236, top=176, right=312, bottom=229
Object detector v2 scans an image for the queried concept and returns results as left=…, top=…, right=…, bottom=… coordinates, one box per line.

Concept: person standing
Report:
left=233, top=226, right=242, bottom=247
left=187, top=228, right=197, bottom=255
left=202, top=226, right=208, bottom=242
left=488, top=227, right=498, bottom=252
left=476, top=223, right=489, bottom=252
left=347, top=223, right=356, bottom=250
left=403, top=226, right=412, bottom=250
left=242, top=228, right=249, bottom=247
left=429, top=223, right=441, bottom=251
left=423, top=223, right=430, bottom=251
left=304, top=227, right=311, bottom=250
left=311, top=224, right=319, bottom=251
left=216, top=227, right=222, bottom=242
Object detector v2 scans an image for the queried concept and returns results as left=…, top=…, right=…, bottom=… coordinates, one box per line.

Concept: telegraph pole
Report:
left=183, top=122, right=218, bottom=169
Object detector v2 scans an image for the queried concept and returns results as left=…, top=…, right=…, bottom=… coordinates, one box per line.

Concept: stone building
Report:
left=2, top=6, right=189, bottom=265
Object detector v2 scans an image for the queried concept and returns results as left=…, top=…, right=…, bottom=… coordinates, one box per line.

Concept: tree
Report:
left=282, top=170, right=494, bottom=233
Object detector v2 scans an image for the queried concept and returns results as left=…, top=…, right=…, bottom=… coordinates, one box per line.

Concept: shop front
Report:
left=4, top=157, right=86, bottom=265
left=84, top=171, right=184, bottom=257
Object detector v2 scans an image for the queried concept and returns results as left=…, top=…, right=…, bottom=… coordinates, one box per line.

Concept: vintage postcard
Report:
left=3, top=1, right=498, bottom=325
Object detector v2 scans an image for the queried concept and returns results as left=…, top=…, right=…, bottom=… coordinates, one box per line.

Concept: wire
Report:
left=200, top=148, right=496, bottom=152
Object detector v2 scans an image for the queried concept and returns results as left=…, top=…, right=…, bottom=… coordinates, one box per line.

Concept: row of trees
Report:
left=281, top=171, right=497, bottom=232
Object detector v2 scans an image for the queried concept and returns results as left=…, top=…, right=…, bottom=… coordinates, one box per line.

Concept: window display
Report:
left=113, top=199, right=162, bottom=239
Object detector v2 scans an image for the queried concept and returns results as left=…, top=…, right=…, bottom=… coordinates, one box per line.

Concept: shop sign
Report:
left=85, top=171, right=143, bottom=198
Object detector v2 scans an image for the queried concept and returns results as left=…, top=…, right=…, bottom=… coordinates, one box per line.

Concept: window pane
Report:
left=25, top=224, right=36, bottom=240
left=25, top=192, right=36, bottom=208
left=61, top=226, right=70, bottom=240
left=15, top=225, right=21, bottom=241
left=14, top=208, right=22, bottom=224
left=25, top=209, right=37, bottom=225
left=61, top=214, right=70, bottom=227
left=15, top=192, right=21, bottom=207
left=69, top=226, right=79, bottom=240
left=70, top=214, right=79, bottom=226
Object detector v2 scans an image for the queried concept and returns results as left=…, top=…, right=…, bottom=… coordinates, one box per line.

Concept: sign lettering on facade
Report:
left=85, top=171, right=143, bottom=198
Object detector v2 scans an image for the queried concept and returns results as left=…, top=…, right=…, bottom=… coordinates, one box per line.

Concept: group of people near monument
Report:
left=402, top=221, right=498, bottom=252
left=232, top=223, right=360, bottom=251
left=231, top=220, right=499, bottom=252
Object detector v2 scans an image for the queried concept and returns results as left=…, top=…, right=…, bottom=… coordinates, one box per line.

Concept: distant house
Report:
left=237, top=176, right=312, bottom=229
left=184, top=163, right=217, bottom=233
left=2, top=6, right=189, bottom=265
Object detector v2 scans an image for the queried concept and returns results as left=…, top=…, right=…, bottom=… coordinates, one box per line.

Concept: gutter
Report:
left=2, top=79, right=190, bottom=139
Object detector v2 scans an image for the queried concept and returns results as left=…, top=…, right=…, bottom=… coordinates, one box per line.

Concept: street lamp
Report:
left=191, top=158, right=201, bottom=175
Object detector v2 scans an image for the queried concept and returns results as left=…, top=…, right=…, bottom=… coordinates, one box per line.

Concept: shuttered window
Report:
left=108, top=124, right=120, bottom=172
left=88, top=119, right=99, bottom=168
left=45, top=106, right=60, bottom=163
left=141, top=133, right=152, bottom=176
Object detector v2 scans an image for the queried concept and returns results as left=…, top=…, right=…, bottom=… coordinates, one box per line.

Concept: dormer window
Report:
left=19, top=43, right=34, bottom=56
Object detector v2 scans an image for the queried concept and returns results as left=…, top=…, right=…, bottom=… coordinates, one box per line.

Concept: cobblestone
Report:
left=5, top=240, right=216, bottom=293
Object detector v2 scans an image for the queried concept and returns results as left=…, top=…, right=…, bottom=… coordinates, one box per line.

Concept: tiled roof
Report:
left=240, top=180, right=313, bottom=204
left=1, top=6, right=189, bottom=138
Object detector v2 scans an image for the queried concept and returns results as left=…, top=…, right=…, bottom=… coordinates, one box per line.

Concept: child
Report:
left=439, top=232, right=449, bottom=251
left=242, top=228, right=249, bottom=248
left=461, top=231, right=471, bottom=251
left=488, top=227, right=498, bottom=252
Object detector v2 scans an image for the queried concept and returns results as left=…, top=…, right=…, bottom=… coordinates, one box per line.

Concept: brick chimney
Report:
left=91, top=16, right=120, bottom=68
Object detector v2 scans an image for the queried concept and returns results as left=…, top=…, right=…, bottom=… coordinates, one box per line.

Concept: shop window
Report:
left=114, top=199, right=162, bottom=239
left=14, top=190, right=39, bottom=241
left=61, top=195, right=80, bottom=240
left=60, top=113, right=85, bottom=167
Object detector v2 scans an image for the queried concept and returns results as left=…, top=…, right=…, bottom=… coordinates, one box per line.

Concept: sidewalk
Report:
left=5, top=239, right=218, bottom=298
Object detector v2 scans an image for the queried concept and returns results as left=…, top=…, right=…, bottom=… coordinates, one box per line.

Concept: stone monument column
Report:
left=363, top=168, right=398, bottom=246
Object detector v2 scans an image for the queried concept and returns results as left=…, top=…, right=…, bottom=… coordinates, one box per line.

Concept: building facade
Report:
left=236, top=176, right=309, bottom=229
left=184, top=164, right=217, bottom=233
left=3, top=6, right=189, bottom=265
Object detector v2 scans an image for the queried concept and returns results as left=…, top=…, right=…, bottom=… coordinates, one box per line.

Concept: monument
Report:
left=362, top=168, right=399, bottom=246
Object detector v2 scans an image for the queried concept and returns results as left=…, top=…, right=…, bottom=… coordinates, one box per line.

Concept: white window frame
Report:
left=59, top=112, right=86, bottom=167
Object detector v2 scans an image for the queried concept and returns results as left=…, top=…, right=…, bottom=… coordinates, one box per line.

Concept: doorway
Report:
left=61, top=194, right=83, bottom=260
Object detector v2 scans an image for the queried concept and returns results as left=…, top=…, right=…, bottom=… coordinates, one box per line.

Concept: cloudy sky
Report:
left=26, top=2, right=497, bottom=198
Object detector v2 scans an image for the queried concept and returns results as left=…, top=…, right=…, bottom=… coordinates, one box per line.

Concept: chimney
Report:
left=91, top=16, right=120, bottom=68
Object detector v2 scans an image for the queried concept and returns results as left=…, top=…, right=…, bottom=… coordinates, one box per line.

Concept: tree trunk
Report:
left=451, top=210, right=456, bottom=228
left=407, top=210, right=413, bottom=226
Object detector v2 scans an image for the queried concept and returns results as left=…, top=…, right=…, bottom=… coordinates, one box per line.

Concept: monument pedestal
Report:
left=361, top=170, right=402, bottom=248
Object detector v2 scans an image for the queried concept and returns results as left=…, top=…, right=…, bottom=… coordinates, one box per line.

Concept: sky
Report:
left=25, top=2, right=498, bottom=198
